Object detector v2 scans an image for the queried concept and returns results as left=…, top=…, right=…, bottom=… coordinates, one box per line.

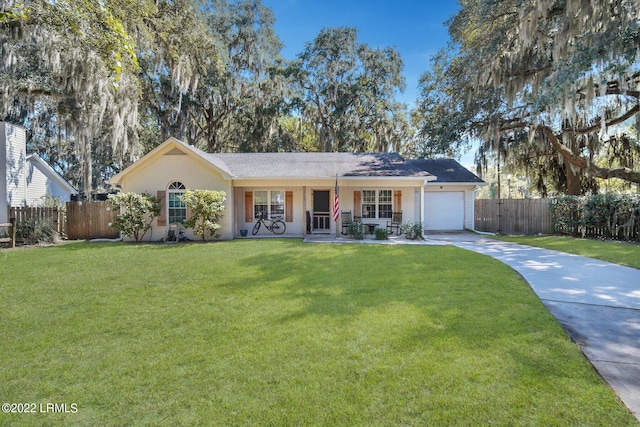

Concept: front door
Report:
left=312, top=190, right=331, bottom=232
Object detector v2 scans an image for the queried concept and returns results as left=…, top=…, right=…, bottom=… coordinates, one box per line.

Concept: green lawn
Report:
left=491, top=235, right=640, bottom=269
left=1, top=240, right=636, bottom=426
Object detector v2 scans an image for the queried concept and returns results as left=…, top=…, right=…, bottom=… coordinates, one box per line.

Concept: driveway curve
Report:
left=427, top=232, right=640, bottom=421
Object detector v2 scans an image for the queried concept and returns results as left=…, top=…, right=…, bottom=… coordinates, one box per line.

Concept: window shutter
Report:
left=244, top=191, right=253, bottom=222
left=394, top=190, right=402, bottom=211
left=353, top=191, right=362, bottom=219
left=285, top=191, right=293, bottom=222
left=157, top=190, right=166, bottom=226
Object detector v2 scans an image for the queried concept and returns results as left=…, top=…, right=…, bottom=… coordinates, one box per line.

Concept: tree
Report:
left=1, top=0, right=148, bottom=193
left=138, top=0, right=223, bottom=146
left=108, top=192, right=161, bottom=242
left=1, top=0, right=222, bottom=193
left=415, top=0, right=640, bottom=195
left=181, top=189, right=226, bottom=240
left=270, top=116, right=319, bottom=152
left=290, top=27, right=407, bottom=152
left=148, top=0, right=285, bottom=153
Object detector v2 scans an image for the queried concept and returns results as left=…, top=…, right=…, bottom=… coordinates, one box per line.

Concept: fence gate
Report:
left=474, top=199, right=554, bottom=235
left=66, top=201, right=120, bottom=240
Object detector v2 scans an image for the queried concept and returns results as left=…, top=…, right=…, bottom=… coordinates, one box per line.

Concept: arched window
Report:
left=168, top=181, right=187, bottom=224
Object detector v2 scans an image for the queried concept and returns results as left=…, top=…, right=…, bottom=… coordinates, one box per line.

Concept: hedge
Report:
left=549, top=194, right=640, bottom=241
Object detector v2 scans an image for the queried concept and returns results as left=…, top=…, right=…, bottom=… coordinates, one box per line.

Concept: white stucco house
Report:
left=109, top=137, right=485, bottom=241
left=1, top=122, right=77, bottom=223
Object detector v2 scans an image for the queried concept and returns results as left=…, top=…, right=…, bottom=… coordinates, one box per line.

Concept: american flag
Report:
left=332, top=176, right=339, bottom=222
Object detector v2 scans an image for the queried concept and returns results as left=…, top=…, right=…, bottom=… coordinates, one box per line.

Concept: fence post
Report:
left=9, top=217, right=15, bottom=248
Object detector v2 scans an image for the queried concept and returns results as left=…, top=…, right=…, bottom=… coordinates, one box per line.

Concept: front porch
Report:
left=233, top=181, right=424, bottom=239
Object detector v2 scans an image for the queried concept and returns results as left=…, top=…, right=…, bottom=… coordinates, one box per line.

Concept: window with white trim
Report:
left=254, top=190, right=284, bottom=219
left=362, top=189, right=392, bottom=219
left=168, top=181, right=187, bottom=224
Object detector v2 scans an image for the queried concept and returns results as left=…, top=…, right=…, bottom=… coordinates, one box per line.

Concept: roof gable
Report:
left=26, top=154, right=77, bottom=193
left=110, top=138, right=233, bottom=185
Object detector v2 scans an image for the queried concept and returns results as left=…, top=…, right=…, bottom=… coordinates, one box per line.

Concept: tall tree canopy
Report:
left=290, top=27, right=407, bottom=152
left=1, top=1, right=413, bottom=196
left=416, top=0, right=640, bottom=195
left=142, top=0, right=284, bottom=153
left=0, top=0, right=218, bottom=193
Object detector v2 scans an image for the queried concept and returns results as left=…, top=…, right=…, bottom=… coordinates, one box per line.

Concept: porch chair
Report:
left=340, top=210, right=352, bottom=235
left=386, top=211, right=402, bottom=235
left=165, top=222, right=183, bottom=243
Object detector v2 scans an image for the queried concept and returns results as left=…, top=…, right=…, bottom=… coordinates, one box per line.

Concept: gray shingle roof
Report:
left=405, top=159, right=484, bottom=183
left=210, top=152, right=435, bottom=178
left=111, top=138, right=483, bottom=187
left=200, top=152, right=483, bottom=183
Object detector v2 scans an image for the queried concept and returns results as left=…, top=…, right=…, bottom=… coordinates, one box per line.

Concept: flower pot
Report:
left=240, top=229, right=248, bottom=237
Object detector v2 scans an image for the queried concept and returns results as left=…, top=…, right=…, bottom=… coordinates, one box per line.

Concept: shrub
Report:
left=347, top=220, right=365, bottom=240
left=108, top=192, right=161, bottom=242
left=181, top=189, right=226, bottom=241
left=401, top=222, right=424, bottom=240
left=549, top=194, right=640, bottom=241
left=375, top=228, right=388, bottom=240
left=16, top=217, right=56, bottom=244
left=548, top=196, right=582, bottom=236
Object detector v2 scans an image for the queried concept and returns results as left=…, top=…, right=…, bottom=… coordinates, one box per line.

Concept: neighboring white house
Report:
left=25, top=153, right=77, bottom=206
left=110, top=137, right=486, bottom=241
left=1, top=122, right=76, bottom=223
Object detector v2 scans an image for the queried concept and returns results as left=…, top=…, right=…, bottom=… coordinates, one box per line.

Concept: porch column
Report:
left=302, top=186, right=307, bottom=236
left=421, top=184, right=426, bottom=236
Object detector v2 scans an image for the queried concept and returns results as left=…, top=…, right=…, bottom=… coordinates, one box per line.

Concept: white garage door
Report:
left=425, top=192, right=465, bottom=230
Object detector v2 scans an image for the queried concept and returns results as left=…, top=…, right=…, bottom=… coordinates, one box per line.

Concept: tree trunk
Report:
left=565, top=162, right=582, bottom=195
left=82, top=135, right=93, bottom=198
left=207, top=132, right=217, bottom=153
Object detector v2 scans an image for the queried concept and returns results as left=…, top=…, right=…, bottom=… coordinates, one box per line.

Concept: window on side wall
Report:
left=168, top=181, right=187, bottom=224
left=361, top=189, right=392, bottom=219
left=254, top=190, right=284, bottom=219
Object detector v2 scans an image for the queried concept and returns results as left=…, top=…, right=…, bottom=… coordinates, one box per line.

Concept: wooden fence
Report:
left=10, top=206, right=65, bottom=235
left=475, top=198, right=554, bottom=235
left=0, top=219, right=16, bottom=248
left=65, top=201, right=120, bottom=240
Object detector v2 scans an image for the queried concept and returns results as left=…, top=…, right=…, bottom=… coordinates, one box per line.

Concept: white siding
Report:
left=464, top=189, right=476, bottom=230
left=25, top=158, right=74, bottom=205
left=1, top=123, right=27, bottom=223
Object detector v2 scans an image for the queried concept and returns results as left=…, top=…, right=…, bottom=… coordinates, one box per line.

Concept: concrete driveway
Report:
left=427, top=232, right=640, bottom=421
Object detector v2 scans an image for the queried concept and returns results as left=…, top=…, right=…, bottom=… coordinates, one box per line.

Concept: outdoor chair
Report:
left=340, top=210, right=352, bottom=235
left=386, top=211, right=402, bottom=235
left=165, top=222, right=183, bottom=243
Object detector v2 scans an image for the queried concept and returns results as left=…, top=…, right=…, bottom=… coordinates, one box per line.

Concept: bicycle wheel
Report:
left=252, top=221, right=261, bottom=235
left=271, top=220, right=286, bottom=235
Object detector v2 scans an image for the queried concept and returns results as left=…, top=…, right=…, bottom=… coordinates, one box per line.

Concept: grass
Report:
left=0, top=240, right=637, bottom=426
left=491, top=235, right=640, bottom=269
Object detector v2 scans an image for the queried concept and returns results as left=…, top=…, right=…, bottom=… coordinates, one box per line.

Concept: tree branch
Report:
left=537, top=124, right=640, bottom=184
left=575, top=103, right=640, bottom=135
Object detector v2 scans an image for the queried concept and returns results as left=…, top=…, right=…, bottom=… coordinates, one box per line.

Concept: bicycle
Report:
left=252, top=212, right=286, bottom=235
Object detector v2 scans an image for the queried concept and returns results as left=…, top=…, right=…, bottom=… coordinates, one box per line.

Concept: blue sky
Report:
left=262, top=0, right=460, bottom=108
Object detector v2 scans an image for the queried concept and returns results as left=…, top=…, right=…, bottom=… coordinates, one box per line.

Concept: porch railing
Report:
left=313, top=212, right=331, bottom=230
